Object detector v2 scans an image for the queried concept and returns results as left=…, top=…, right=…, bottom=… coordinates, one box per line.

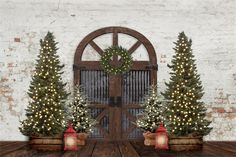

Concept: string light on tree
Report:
left=69, top=85, right=96, bottom=133
left=136, top=85, right=166, bottom=133
left=19, top=32, right=69, bottom=136
left=162, top=32, right=212, bottom=136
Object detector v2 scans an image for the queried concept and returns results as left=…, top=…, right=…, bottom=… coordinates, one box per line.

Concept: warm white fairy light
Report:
left=19, top=34, right=69, bottom=136
left=162, top=33, right=212, bottom=136
left=70, top=85, right=96, bottom=133
left=136, top=85, right=165, bottom=132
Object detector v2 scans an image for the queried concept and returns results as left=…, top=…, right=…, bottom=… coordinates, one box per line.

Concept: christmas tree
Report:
left=70, top=85, right=96, bottom=133
left=136, top=85, right=165, bottom=133
left=162, top=32, right=212, bottom=136
left=19, top=32, right=68, bottom=136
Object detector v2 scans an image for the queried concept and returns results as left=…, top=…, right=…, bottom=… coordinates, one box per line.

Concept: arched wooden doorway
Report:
left=74, top=27, right=157, bottom=140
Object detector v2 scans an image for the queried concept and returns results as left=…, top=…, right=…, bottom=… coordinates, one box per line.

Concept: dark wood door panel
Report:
left=74, top=27, right=157, bottom=141
left=79, top=70, right=152, bottom=140
left=80, top=70, right=109, bottom=104
left=122, top=71, right=150, bottom=104
left=90, top=108, right=109, bottom=139
left=80, top=70, right=110, bottom=139
left=122, top=70, right=151, bottom=139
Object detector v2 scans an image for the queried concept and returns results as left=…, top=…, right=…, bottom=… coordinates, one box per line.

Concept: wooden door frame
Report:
left=73, top=26, right=157, bottom=140
left=74, top=26, right=157, bottom=84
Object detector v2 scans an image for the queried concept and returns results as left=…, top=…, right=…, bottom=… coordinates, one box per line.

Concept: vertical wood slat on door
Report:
left=138, top=71, right=142, bottom=103
left=122, top=70, right=151, bottom=139
left=133, top=71, right=136, bottom=103
left=101, top=71, right=104, bottom=104
left=80, top=70, right=109, bottom=104
left=80, top=70, right=109, bottom=138
left=122, top=70, right=150, bottom=105
left=127, top=73, right=130, bottom=104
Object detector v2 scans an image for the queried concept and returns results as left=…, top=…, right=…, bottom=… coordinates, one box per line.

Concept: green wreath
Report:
left=100, top=46, right=132, bottom=75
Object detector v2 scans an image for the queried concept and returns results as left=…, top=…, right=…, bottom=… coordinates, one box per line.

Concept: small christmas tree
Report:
left=19, top=32, right=68, bottom=136
left=70, top=85, right=96, bottom=133
left=162, top=32, right=212, bottom=136
left=136, top=85, right=165, bottom=133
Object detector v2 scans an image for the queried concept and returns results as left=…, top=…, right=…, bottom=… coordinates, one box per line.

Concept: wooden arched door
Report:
left=74, top=27, right=157, bottom=140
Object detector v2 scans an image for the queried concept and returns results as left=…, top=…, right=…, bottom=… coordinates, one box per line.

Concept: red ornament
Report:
left=155, top=122, right=169, bottom=150
left=64, top=124, right=78, bottom=151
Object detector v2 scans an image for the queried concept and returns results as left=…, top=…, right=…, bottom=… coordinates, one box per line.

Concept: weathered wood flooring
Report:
left=1, top=141, right=236, bottom=157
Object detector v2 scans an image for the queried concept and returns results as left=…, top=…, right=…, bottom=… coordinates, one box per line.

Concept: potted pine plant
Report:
left=162, top=32, right=212, bottom=151
left=69, top=85, right=96, bottom=145
left=136, top=85, right=166, bottom=146
left=19, top=32, right=69, bottom=151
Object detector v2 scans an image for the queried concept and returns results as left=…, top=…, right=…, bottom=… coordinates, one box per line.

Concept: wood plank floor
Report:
left=0, top=141, right=236, bottom=157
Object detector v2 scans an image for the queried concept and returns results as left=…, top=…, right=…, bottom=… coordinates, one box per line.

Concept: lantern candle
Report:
left=64, top=123, right=78, bottom=151
left=155, top=122, right=169, bottom=150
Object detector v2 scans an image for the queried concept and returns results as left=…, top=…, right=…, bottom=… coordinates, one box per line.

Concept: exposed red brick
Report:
left=207, top=112, right=212, bottom=118
left=231, top=108, right=236, bottom=113
left=212, top=107, right=226, bottom=113
left=7, top=63, right=14, bottom=67
left=7, top=97, right=14, bottom=102
left=227, top=113, right=236, bottom=119
left=14, top=37, right=21, bottom=42
left=217, top=108, right=226, bottom=113
left=0, top=87, right=13, bottom=93
left=1, top=77, right=8, bottom=82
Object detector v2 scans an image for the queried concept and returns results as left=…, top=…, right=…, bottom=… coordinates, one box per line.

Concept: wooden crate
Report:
left=143, top=132, right=156, bottom=146
left=29, top=135, right=63, bottom=151
left=169, top=135, right=203, bottom=151
left=77, top=133, right=89, bottom=146
left=30, top=133, right=89, bottom=150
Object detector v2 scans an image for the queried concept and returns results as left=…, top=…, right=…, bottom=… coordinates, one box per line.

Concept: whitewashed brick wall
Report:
left=0, top=0, right=235, bottom=141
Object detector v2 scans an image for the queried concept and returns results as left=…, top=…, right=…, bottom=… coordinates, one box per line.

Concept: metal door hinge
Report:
left=73, top=64, right=86, bottom=71
left=146, top=64, right=158, bottom=71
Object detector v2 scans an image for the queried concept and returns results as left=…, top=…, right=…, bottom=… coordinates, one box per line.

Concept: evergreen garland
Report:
left=100, top=46, right=132, bottom=75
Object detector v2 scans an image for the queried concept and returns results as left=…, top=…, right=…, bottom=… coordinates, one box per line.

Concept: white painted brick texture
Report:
left=0, top=0, right=235, bottom=141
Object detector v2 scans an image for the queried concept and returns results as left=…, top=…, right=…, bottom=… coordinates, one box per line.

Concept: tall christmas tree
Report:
left=162, top=32, right=212, bottom=136
left=70, top=85, right=96, bottom=133
left=136, top=85, right=165, bottom=133
left=19, top=32, right=68, bottom=136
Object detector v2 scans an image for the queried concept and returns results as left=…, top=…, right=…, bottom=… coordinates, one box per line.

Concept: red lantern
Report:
left=64, top=124, right=78, bottom=151
left=155, top=122, right=169, bottom=149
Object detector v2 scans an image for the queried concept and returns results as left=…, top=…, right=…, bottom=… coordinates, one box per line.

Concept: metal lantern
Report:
left=64, top=124, right=78, bottom=151
left=155, top=122, right=169, bottom=150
